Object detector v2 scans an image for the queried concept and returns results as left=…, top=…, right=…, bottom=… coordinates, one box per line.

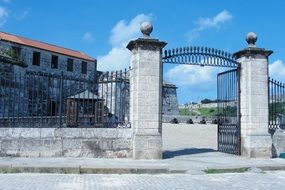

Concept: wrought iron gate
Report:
left=217, top=68, right=241, bottom=155
left=268, top=78, right=285, bottom=132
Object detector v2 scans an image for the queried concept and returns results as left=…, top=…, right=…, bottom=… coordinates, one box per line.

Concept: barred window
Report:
left=67, top=58, right=73, bottom=72
left=81, top=61, right=87, bottom=74
left=51, top=55, right=58, bottom=69
left=32, top=51, right=41, bottom=66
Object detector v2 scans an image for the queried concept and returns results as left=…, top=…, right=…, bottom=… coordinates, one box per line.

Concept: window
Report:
left=67, top=58, right=73, bottom=72
left=32, top=51, right=41, bottom=66
left=11, top=46, right=21, bottom=60
left=81, top=61, right=87, bottom=74
left=51, top=55, right=58, bottom=69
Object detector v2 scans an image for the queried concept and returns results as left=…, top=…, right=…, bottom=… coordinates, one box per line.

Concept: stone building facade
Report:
left=0, top=31, right=98, bottom=120
left=0, top=31, right=97, bottom=77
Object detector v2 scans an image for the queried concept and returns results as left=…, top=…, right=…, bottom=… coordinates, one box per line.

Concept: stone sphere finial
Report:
left=246, top=32, right=257, bottom=47
left=140, top=21, right=153, bottom=38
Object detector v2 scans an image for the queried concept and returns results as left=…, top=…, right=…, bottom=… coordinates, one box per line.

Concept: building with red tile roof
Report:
left=0, top=31, right=95, bottom=62
left=0, top=31, right=97, bottom=76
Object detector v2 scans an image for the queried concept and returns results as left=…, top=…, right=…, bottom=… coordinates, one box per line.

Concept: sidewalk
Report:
left=1, top=151, right=285, bottom=174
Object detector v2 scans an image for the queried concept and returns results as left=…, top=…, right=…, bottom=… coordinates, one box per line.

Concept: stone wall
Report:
left=0, top=128, right=132, bottom=158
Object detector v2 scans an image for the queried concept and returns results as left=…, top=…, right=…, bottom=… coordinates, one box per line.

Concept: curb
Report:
left=0, top=165, right=186, bottom=174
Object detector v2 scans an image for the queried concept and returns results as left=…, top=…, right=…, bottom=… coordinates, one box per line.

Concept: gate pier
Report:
left=127, top=22, right=167, bottom=159
left=234, top=32, right=273, bottom=158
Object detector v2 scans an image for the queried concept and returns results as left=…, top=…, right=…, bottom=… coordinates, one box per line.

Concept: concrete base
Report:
left=133, top=134, right=162, bottom=159
left=241, top=135, right=272, bottom=158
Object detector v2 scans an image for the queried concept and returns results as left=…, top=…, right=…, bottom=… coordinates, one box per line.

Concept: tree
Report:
left=201, top=98, right=213, bottom=104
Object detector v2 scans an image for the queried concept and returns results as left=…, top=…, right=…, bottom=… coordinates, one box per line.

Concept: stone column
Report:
left=127, top=22, right=166, bottom=159
left=234, top=32, right=273, bottom=158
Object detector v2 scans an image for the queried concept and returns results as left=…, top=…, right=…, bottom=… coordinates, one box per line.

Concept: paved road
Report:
left=0, top=171, right=285, bottom=190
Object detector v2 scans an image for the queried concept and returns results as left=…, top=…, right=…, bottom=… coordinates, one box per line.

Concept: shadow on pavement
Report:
left=163, top=148, right=217, bottom=159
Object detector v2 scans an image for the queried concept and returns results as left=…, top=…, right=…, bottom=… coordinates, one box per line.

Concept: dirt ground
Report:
left=162, top=123, right=217, bottom=151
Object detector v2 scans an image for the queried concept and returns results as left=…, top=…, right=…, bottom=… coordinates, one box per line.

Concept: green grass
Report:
left=179, top=109, right=199, bottom=116
left=198, top=108, right=218, bottom=117
left=204, top=167, right=249, bottom=174
left=179, top=107, right=218, bottom=117
left=180, top=101, right=285, bottom=118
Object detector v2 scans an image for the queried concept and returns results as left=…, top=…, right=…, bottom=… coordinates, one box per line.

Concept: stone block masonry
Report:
left=0, top=128, right=132, bottom=158
left=234, top=32, right=273, bottom=158
left=127, top=22, right=167, bottom=159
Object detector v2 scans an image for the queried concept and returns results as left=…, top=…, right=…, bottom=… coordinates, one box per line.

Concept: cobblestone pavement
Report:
left=0, top=171, right=285, bottom=190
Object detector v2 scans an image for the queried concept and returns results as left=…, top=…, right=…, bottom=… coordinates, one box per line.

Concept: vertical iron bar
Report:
left=58, top=72, right=63, bottom=128
left=237, top=67, right=241, bottom=155
left=268, top=78, right=270, bottom=128
left=12, top=72, right=15, bottom=127
left=282, top=83, right=285, bottom=129
left=271, top=79, right=273, bottom=128
left=46, top=74, right=49, bottom=126
left=2, top=73, right=6, bottom=122
left=119, top=70, right=123, bottom=123
left=278, top=82, right=280, bottom=128
left=40, top=73, right=44, bottom=126
left=110, top=72, right=113, bottom=115
left=8, top=72, right=11, bottom=127
left=17, top=73, right=20, bottom=127
left=217, top=72, right=220, bottom=151
left=114, top=71, right=117, bottom=119
left=274, top=81, right=277, bottom=127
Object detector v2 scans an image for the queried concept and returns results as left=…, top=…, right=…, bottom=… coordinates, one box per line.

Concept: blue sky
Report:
left=1, top=0, right=285, bottom=104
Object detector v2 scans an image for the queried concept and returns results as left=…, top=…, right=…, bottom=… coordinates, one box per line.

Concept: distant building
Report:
left=162, top=81, right=179, bottom=116
left=0, top=31, right=97, bottom=77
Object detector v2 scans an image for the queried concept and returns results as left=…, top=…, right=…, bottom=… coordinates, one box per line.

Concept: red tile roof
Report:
left=0, top=31, right=96, bottom=62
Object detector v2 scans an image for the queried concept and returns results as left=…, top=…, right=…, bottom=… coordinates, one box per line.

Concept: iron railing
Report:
left=0, top=69, right=130, bottom=128
left=269, top=78, right=285, bottom=131
left=162, top=46, right=239, bottom=68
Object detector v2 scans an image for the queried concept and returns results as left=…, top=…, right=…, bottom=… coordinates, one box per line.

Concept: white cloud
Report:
left=164, top=64, right=227, bottom=100
left=97, top=13, right=152, bottom=71
left=97, top=46, right=130, bottom=71
left=0, top=6, right=8, bottom=27
left=197, top=10, right=232, bottom=29
left=166, top=65, right=218, bottom=86
left=109, top=13, right=152, bottom=47
left=269, top=60, right=285, bottom=82
left=15, top=8, right=30, bottom=21
left=82, top=32, right=94, bottom=43
left=187, top=10, right=232, bottom=42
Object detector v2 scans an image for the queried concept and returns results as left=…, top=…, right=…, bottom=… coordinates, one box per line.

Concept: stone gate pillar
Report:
left=234, top=32, right=273, bottom=158
left=127, top=22, right=166, bottom=159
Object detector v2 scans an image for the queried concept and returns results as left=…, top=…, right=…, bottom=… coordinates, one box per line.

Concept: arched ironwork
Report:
left=162, top=46, right=239, bottom=68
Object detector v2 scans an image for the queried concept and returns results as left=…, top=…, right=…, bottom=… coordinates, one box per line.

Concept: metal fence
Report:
left=269, top=78, right=285, bottom=131
left=0, top=69, right=130, bottom=128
